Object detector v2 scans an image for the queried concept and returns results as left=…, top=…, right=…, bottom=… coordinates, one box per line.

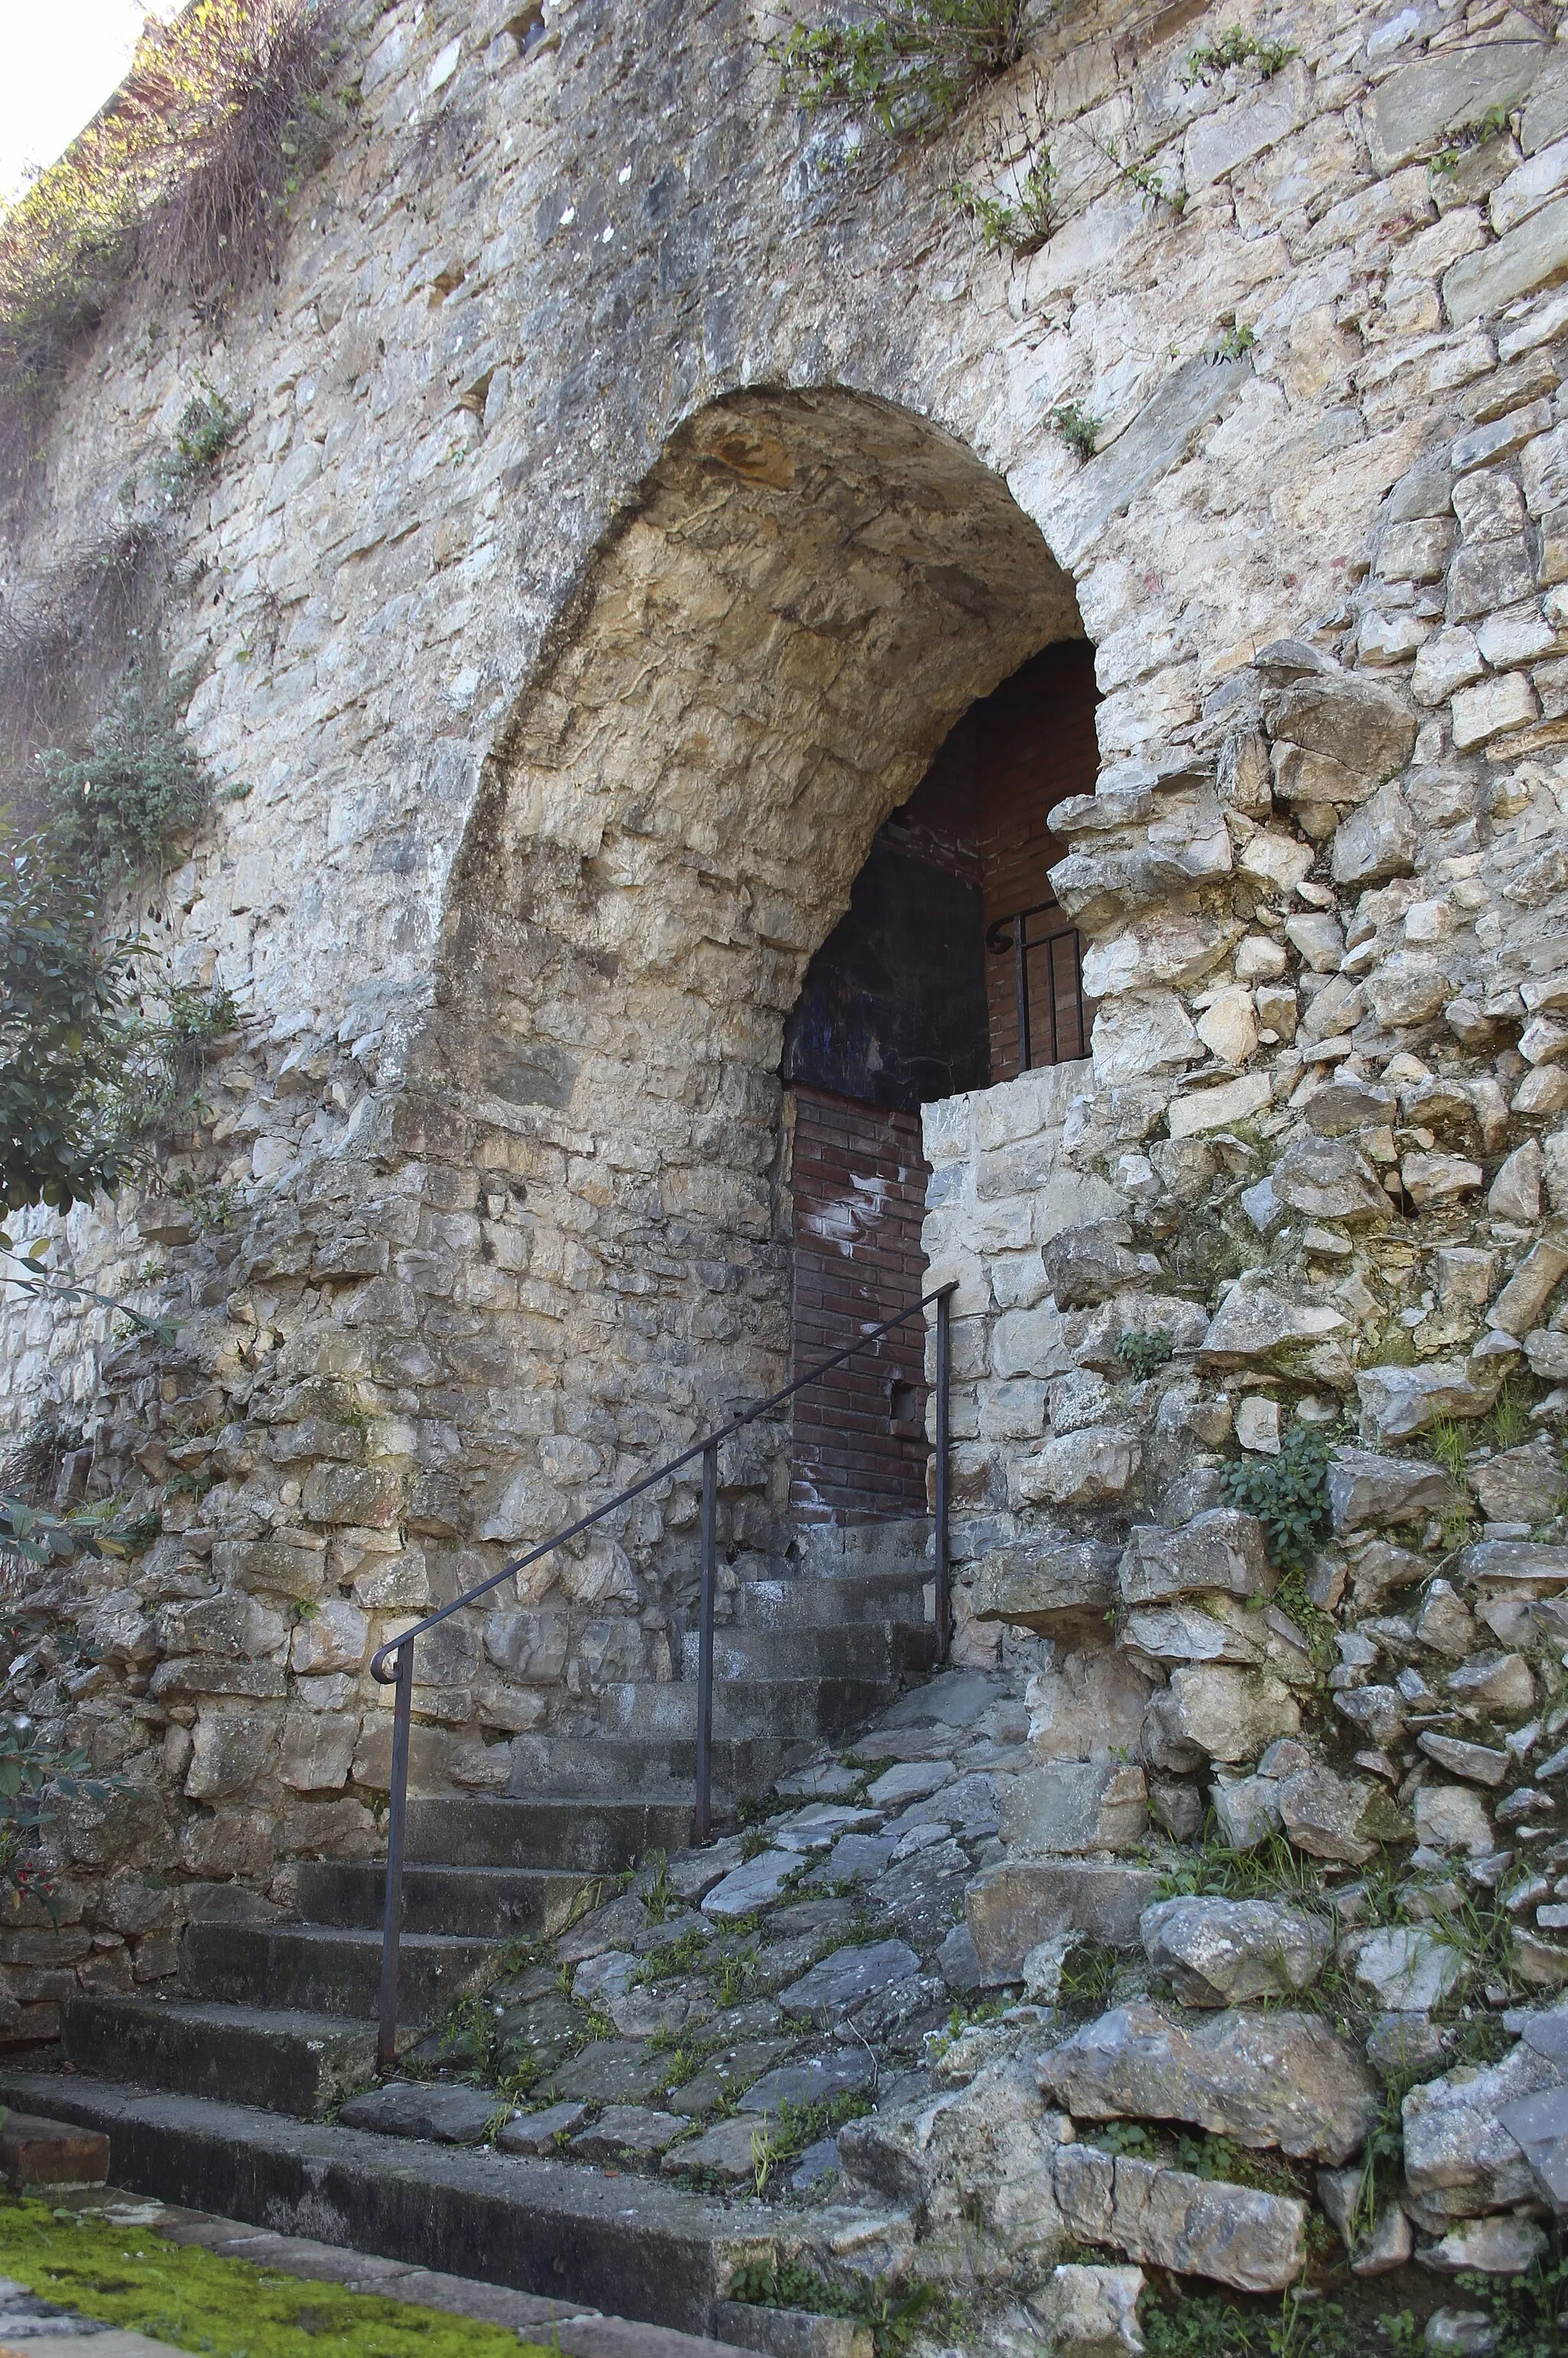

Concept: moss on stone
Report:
left=0, top=2197, right=558, bottom=2358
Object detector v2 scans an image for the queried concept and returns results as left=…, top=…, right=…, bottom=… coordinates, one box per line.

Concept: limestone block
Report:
left=1089, top=986, right=1197, bottom=1084
left=1489, top=1230, right=1568, bottom=1333
left=1262, top=673, right=1417, bottom=782
left=1050, top=2144, right=1305, bottom=2294
left=300, top=1462, right=404, bottom=1527
left=1063, top=1292, right=1209, bottom=1372
left=1195, top=986, right=1259, bottom=1066
left=1024, top=1646, right=1155, bottom=1761
left=483, top=1607, right=570, bottom=1682
left=1404, top=2039, right=1566, bottom=2217
left=1031, top=2263, right=1144, bottom=2355
left=971, top=1542, right=1120, bottom=1638
left=1366, top=952, right=1452, bottom=1029
left=1331, top=781, right=1418, bottom=886
left=1274, top=1764, right=1393, bottom=1865
left=1012, top=1424, right=1142, bottom=1509
left=1163, top=1666, right=1300, bottom=1763
left=1040, top=1223, right=1162, bottom=1308
left=1370, top=42, right=1547, bottom=172
left=1272, top=1136, right=1390, bottom=1225
left=1403, top=1152, right=1485, bottom=1207
left=1357, top=1358, right=1502, bottom=1441
left=277, top=1710, right=358, bottom=1791
left=1377, top=518, right=1455, bottom=582
left=1039, top=2000, right=1377, bottom=2164
left=1199, top=1274, right=1349, bottom=1369
left=1446, top=195, right=1568, bottom=327
left=1118, top=1510, right=1271, bottom=1607
left=1237, top=831, right=1313, bottom=892
left=1283, top=911, right=1344, bottom=970
left=1168, top=1072, right=1272, bottom=1136
left=1490, top=1139, right=1544, bottom=1219
left=1452, top=670, right=1540, bottom=747
left=154, top=1591, right=289, bottom=1663
left=1327, top=1447, right=1458, bottom=1532
left=290, top=1599, right=370, bottom=1675
left=185, top=1709, right=279, bottom=1801
left=1080, top=914, right=1241, bottom=999
left=1139, top=1895, right=1331, bottom=2006
left=966, top=1857, right=1163, bottom=1971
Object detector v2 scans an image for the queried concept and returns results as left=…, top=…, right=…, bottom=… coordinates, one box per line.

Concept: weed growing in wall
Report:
left=1218, top=1420, right=1334, bottom=1571
left=950, top=64, right=1056, bottom=250
left=1052, top=401, right=1101, bottom=459
left=771, top=0, right=1027, bottom=144
left=147, top=383, right=249, bottom=504
left=1179, top=28, right=1298, bottom=86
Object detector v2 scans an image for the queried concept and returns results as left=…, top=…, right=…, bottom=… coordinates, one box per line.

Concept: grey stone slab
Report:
left=1446, top=194, right=1568, bottom=327
left=968, top=1858, right=1162, bottom=1972
left=737, top=2052, right=875, bottom=2116
left=822, top=1833, right=899, bottom=1883
left=1051, top=2144, right=1306, bottom=2294
left=1370, top=41, right=1547, bottom=170
left=549, top=2039, right=678, bottom=2107
left=1057, top=355, right=1251, bottom=566
left=876, top=1673, right=998, bottom=1729
left=496, top=2100, right=589, bottom=2153
left=336, top=2082, right=498, bottom=2144
left=778, top=1941, right=921, bottom=2021
left=568, top=2105, right=686, bottom=2163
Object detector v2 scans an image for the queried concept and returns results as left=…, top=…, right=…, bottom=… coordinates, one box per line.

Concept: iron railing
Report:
left=986, top=902, right=1087, bottom=1072
left=369, top=1280, right=955, bottom=2071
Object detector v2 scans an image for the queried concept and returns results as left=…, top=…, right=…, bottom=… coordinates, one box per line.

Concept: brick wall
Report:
left=789, top=1086, right=931, bottom=1524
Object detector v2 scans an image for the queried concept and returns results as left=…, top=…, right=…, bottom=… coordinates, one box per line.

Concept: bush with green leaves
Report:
left=1218, top=1419, right=1334, bottom=1572
left=771, top=0, right=1027, bottom=144
left=30, top=672, right=213, bottom=886
left=1114, top=1326, right=1174, bottom=1378
left=0, top=834, right=138, bottom=1212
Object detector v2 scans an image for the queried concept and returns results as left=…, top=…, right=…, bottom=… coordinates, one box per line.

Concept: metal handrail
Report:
left=985, top=900, right=1086, bottom=1072
left=368, top=1280, right=956, bottom=2070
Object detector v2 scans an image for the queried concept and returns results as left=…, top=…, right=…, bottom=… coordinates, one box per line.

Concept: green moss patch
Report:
left=0, top=2198, right=559, bottom=2358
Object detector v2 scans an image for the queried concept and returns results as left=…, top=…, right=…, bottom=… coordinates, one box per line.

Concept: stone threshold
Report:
left=0, top=2072, right=770, bottom=2344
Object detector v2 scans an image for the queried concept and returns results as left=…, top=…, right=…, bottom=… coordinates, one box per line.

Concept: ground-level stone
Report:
left=1138, top=1896, right=1331, bottom=2006
left=1036, top=2003, right=1378, bottom=2163
left=967, top=1859, right=1163, bottom=1974
left=336, top=2082, right=497, bottom=2144
left=1050, top=2142, right=1307, bottom=2294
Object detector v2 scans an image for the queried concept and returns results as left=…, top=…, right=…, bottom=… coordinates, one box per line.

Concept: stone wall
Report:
left=10, top=0, right=1568, bottom=2027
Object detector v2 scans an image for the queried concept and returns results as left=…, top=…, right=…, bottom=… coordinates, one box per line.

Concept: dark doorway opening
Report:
left=783, top=637, right=1100, bottom=1526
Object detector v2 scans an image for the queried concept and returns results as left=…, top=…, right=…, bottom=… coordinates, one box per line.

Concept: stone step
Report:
left=296, top=1859, right=594, bottom=1938
left=499, top=1735, right=786, bottom=1807
left=0, top=2069, right=769, bottom=2339
left=597, top=1676, right=888, bottom=1744
left=61, top=1997, right=379, bottom=2116
left=407, top=1795, right=697, bottom=1872
left=182, top=1921, right=498, bottom=2020
left=675, top=1623, right=896, bottom=1683
left=729, top=1575, right=928, bottom=1630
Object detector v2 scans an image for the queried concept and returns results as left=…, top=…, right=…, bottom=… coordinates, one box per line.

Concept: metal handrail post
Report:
left=1014, top=914, right=1031, bottom=1076
left=693, top=1440, right=719, bottom=1846
left=934, top=1286, right=952, bottom=1664
left=376, top=1638, right=414, bottom=2073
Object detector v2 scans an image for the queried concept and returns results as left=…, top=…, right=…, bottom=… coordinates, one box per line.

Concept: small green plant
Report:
left=1058, top=1934, right=1119, bottom=2011
left=149, top=384, right=248, bottom=502
left=1049, top=402, right=1099, bottom=461
left=30, top=670, right=212, bottom=885
left=1214, top=323, right=1255, bottom=361
left=728, top=2258, right=948, bottom=2358
left=1155, top=1824, right=1321, bottom=1904
left=1429, top=100, right=1516, bottom=179
left=1181, top=28, right=1298, bottom=86
left=1090, top=129, right=1187, bottom=215
left=952, top=146, right=1056, bottom=250
left=1115, top=1328, right=1174, bottom=1378
left=769, top=0, right=1027, bottom=146
left=1428, top=1416, right=1471, bottom=1486
left=1491, top=1378, right=1534, bottom=1451
left=1218, top=1420, right=1334, bottom=1573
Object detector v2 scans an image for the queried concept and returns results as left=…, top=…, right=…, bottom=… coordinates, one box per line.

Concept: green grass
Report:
left=0, top=2196, right=560, bottom=2358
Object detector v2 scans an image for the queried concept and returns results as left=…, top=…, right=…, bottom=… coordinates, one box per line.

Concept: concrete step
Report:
left=296, top=1859, right=594, bottom=1938
left=729, top=1573, right=927, bottom=1630
left=183, top=1921, right=497, bottom=2020
left=0, top=2069, right=771, bottom=2339
left=597, top=1676, right=888, bottom=1744
left=407, top=1795, right=697, bottom=1872
left=675, top=1623, right=895, bottom=1682
left=61, top=1997, right=378, bottom=2115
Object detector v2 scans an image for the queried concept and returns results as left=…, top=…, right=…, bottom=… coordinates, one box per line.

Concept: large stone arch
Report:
left=403, top=385, right=1086, bottom=1600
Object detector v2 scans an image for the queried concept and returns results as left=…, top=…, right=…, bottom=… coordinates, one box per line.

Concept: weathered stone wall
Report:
left=10, top=0, right=1568, bottom=2033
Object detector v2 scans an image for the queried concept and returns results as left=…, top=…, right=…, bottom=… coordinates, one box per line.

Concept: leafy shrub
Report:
left=0, top=525, right=166, bottom=774
left=148, top=384, right=248, bottom=502
left=771, top=0, right=1027, bottom=145
left=30, top=672, right=213, bottom=885
left=0, top=1717, right=113, bottom=1899
left=0, top=834, right=137, bottom=1211
left=1218, top=1419, right=1333, bottom=1571
left=952, top=148, right=1055, bottom=249
left=1114, top=1327, right=1174, bottom=1378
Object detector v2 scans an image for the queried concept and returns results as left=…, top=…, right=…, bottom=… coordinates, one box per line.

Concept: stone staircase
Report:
left=2, top=1539, right=935, bottom=2335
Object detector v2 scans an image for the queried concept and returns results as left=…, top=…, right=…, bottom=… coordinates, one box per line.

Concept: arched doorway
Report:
left=419, top=386, right=1091, bottom=1702
left=782, top=639, right=1100, bottom=1534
